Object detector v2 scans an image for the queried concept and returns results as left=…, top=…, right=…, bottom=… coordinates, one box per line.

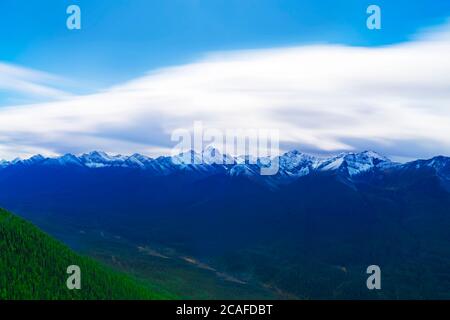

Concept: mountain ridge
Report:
left=1, top=149, right=449, bottom=188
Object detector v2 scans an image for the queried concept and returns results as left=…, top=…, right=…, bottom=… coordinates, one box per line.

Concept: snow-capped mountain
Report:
left=1, top=149, right=449, bottom=188
left=201, top=146, right=236, bottom=165
left=80, top=151, right=129, bottom=168
left=276, top=150, right=319, bottom=177
left=316, top=150, right=394, bottom=176
left=43, top=154, right=83, bottom=167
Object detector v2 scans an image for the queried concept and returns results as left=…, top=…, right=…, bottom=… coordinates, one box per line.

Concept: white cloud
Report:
left=0, top=63, right=71, bottom=100
left=0, top=23, right=450, bottom=160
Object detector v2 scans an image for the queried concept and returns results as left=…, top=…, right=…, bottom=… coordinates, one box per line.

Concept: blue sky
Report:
left=0, top=1, right=450, bottom=161
left=1, top=0, right=449, bottom=89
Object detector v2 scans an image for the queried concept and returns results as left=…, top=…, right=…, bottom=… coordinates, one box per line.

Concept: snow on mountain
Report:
left=318, top=156, right=344, bottom=171
left=147, top=156, right=176, bottom=174
left=405, top=156, right=450, bottom=179
left=277, top=150, right=319, bottom=177
left=425, top=156, right=450, bottom=174
left=317, top=151, right=392, bottom=176
left=124, top=153, right=153, bottom=169
left=43, top=154, right=83, bottom=167
left=229, top=163, right=260, bottom=177
left=6, top=155, right=46, bottom=166
left=235, top=154, right=258, bottom=165
left=201, top=146, right=235, bottom=165
left=2, top=149, right=448, bottom=188
left=161, top=150, right=218, bottom=174
left=80, top=151, right=129, bottom=168
left=170, top=150, right=202, bottom=165
left=0, top=149, right=393, bottom=177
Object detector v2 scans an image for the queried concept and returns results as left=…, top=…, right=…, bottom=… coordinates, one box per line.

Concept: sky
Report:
left=0, top=0, right=450, bottom=161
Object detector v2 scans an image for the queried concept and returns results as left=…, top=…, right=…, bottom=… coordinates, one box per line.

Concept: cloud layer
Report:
left=0, top=63, right=71, bottom=102
left=0, top=23, right=450, bottom=160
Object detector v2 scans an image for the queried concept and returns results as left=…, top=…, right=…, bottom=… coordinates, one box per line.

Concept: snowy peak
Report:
left=201, top=146, right=222, bottom=164
left=359, top=150, right=390, bottom=162
left=44, top=154, right=83, bottom=167
left=317, top=151, right=392, bottom=176
left=279, top=150, right=317, bottom=168
left=201, top=146, right=235, bottom=165
left=275, top=150, right=319, bottom=177
left=121, top=153, right=153, bottom=169
left=4, top=154, right=46, bottom=166
left=80, top=151, right=128, bottom=168
left=81, top=151, right=110, bottom=161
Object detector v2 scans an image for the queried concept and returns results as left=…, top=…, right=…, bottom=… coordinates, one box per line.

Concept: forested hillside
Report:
left=0, top=208, right=171, bottom=300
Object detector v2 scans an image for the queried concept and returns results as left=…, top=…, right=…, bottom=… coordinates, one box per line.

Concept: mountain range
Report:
left=1, top=148, right=450, bottom=299
left=2, top=148, right=449, bottom=189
